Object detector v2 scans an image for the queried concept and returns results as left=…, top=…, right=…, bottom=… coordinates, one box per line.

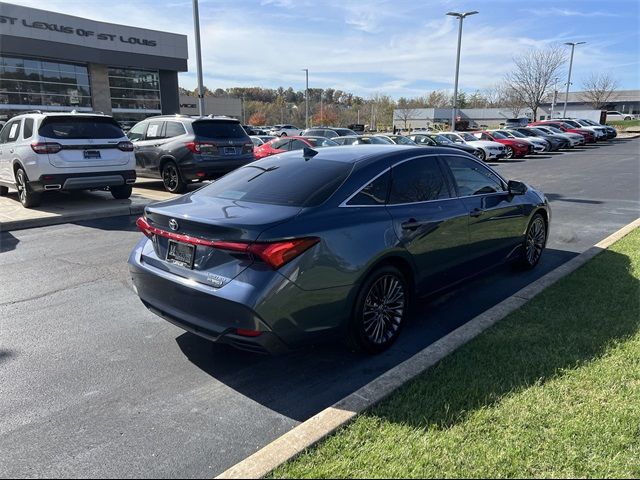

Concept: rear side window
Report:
left=193, top=121, right=248, bottom=139
left=271, top=139, right=290, bottom=150
left=0, top=120, right=19, bottom=143
left=23, top=118, right=34, bottom=139
left=145, top=121, right=164, bottom=139
left=389, top=158, right=450, bottom=204
left=347, top=171, right=390, bottom=206
left=195, top=157, right=353, bottom=207
left=164, top=121, right=186, bottom=138
left=39, top=117, right=124, bottom=139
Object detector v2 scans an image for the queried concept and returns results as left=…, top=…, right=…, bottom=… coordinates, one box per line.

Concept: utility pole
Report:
left=446, top=10, right=478, bottom=131
left=320, top=89, right=323, bottom=125
left=302, top=69, right=309, bottom=129
left=563, top=42, right=586, bottom=118
left=192, top=0, right=205, bottom=116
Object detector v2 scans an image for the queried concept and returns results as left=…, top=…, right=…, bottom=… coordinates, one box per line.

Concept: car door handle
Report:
left=401, top=219, right=423, bottom=230
left=470, top=208, right=484, bottom=218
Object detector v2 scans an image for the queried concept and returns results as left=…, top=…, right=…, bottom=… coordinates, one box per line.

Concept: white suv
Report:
left=268, top=124, right=302, bottom=137
left=0, top=112, right=136, bottom=208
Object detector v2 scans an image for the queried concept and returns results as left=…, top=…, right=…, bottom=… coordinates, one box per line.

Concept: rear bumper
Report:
left=128, top=241, right=288, bottom=354
left=31, top=170, right=136, bottom=192
left=181, top=155, right=255, bottom=181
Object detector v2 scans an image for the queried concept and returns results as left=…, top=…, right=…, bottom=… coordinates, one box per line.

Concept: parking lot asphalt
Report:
left=0, top=139, right=638, bottom=478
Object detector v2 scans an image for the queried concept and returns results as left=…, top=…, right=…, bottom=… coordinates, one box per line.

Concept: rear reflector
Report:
left=135, top=216, right=319, bottom=269
left=31, top=142, right=62, bottom=154
left=236, top=329, right=262, bottom=337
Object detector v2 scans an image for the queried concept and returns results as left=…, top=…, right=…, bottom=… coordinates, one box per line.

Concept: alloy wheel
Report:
left=476, top=149, right=486, bottom=161
left=362, top=274, right=406, bottom=345
left=16, top=170, right=26, bottom=204
left=505, top=146, right=514, bottom=159
left=526, top=217, right=546, bottom=265
left=163, top=164, right=179, bottom=192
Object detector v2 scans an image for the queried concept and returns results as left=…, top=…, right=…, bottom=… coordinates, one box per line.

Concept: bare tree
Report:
left=494, top=82, right=527, bottom=117
left=425, top=90, right=450, bottom=108
left=580, top=73, right=619, bottom=110
left=394, top=97, right=419, bottom=130
left=504, top=46, right=566, bottom=121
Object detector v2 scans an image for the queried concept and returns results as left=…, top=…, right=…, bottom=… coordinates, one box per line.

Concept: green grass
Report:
left=272, top=229, right=640, bottom=479
left=608, top=119, right=640, bottom=128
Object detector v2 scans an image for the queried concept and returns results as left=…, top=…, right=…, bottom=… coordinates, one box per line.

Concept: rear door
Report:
left=38, top=116, right=129, bottom=169
left=138, top=121, right=167, bottom=171
left=386, top=155, right=469, bottom=291
left=441, top=154, right=527, bottom=268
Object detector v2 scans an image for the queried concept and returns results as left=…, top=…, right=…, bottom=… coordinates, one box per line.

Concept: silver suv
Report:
left=0, top=111, right=136, bottom=208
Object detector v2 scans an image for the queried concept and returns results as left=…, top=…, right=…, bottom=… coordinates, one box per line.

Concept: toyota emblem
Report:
left=169, top=219, right=179, bottom=231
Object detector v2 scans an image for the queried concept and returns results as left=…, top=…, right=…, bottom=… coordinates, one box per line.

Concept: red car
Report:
left=253, top=135, right=339, bottom=159
left=471, top=131, right=532, bottom=159
left=530, top=121, right=596, bottom=143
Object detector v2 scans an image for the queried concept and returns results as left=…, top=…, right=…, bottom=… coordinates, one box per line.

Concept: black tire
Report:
left=161, top=161, right=186, bottom=194
left=0, top=186, right=8, bottom=196
left=516, top=213, right=547, bottom=270
left=15, top=168, right=41, bottom=208
left=347, top=265, right=409, bottom=354
left=475, top=149, right=486, bottom=161
left=110, top=185, right=133, bottom=200
left=505, top=146, right=514, bottom=159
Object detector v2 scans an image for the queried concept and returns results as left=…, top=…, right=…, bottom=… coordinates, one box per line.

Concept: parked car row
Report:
left=0, top=112, right=619, bottom=208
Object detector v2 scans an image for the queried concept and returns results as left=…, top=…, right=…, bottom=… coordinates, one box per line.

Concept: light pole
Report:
left=446, top=10, right=478, bottom=131
left=192, top=0, right=205, bottom=116
left=562, top=41, right=585, bottom=118
left=302, top=69, right=309, bottom=128
left=549, top=76, right=559, bottom=119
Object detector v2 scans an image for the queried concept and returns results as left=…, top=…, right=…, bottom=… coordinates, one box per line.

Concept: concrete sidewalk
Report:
left=0, top=179, right=203, bottom=232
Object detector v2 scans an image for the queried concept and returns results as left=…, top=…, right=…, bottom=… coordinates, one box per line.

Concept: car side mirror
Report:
left=508, top=180, right=527, bottom=195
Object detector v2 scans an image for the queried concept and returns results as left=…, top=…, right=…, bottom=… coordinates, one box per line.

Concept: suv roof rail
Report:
left=16, top=109, right=43, bottom=115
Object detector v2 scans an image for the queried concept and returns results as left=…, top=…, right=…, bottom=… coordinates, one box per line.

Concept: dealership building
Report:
left=0, top=2, right=188, bottom=125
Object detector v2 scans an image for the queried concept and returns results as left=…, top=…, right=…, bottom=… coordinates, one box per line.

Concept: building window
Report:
left=108, top=67, right=161, bottom=111
left=0, top=55, right=92, bottom=117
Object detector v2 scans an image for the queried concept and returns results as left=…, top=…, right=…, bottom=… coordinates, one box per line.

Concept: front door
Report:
left=441, top=154, right=527, bottom=269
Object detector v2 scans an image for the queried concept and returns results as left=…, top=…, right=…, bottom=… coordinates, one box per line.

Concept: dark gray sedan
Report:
left=129, top=146, right=550, bottom=354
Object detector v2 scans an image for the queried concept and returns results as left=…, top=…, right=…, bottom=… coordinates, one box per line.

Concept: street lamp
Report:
left=446, top=10, right=478, bottom=131
left=302, top=69, right=309, bottom=129
left=192, top=0, right=205, bottom=116
left=562, top=42, right=586, bottom=118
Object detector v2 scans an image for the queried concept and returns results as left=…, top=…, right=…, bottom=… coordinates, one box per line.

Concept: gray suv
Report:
left=127, top=115, right=255, bottom=193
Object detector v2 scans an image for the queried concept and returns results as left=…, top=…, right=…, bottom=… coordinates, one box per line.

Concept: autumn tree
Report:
left=504, top=46, right=566, bottom=121
left=581, top=73, right=619, bottom=109
left=248, top=112, right=267, bottom=126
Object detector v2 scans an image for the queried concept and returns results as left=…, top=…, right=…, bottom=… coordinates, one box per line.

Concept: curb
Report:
left=216, top=217, right=640, bottom=479
left=0, top=204, right=146, bottom=232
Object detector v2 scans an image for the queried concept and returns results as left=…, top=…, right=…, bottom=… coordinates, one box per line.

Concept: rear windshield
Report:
left=192, top=121, right=249, bottom=139
left=195, top=156, right=352, bottom=207
left=39, top=116, right=124, bottom=139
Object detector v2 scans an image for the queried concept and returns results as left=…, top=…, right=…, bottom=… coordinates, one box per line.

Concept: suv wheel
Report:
left=110, top=185, right=133, bottom=200
left=0, top=186, right=8, bottom=196
left=347, top=265, right=409, bottom=354
left=162, top=161, right=186, bottom=194
left=15, top=168, right=42, bottom=208
left=475, top=149, right=486, bottom=161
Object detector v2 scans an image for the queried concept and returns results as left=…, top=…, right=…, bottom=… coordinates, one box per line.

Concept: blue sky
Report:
left=8, top=0, right=640, bottom=98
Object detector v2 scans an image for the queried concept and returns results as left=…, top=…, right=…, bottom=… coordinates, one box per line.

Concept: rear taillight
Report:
left=135, top=217, right=319, bottom=269
left=117, top=141, right=134, bottom=152
left=236, top=328, right=262, bottom=337
left=31, top=142, right=62, bottom=154
left=185, top=141, right=218, bottom=154
left=242, top=143, right=254, bottom=154
left=247, top=238, right=320, bottom=269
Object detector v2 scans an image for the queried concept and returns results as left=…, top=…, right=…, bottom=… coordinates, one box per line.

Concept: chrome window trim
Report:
left=339, top=153, right=509, bottom=208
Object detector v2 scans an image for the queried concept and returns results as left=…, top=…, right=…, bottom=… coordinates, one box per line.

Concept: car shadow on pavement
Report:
left=545, top=193, right=604, bottom=205
left=370, top=247, right=638, bottom=432
left=0, top=231, right=19, bottom=253
left=175, top=247, right=579, bottom=422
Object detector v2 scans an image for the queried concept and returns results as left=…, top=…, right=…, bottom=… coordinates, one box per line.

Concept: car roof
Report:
left=275, top=144, right=443, bottom=165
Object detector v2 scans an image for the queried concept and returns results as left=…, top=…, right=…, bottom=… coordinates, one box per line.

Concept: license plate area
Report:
left=167, top=240, right=196, bottom=269
left=223, top=147, right=236, bottom=155
left=84, top=150, right=101, bottom=159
